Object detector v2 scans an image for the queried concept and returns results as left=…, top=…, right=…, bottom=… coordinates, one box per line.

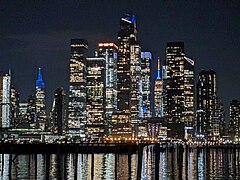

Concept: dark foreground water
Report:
left=0, top=145, right=240, bottom=179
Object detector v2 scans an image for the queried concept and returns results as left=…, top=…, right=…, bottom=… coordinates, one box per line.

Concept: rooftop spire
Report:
left=157, top=57, right=161, bottom=79
left=36, top=67, right=45, bottom=88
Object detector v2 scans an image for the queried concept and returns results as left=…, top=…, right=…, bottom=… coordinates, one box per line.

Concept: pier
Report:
left=0, top=143, right=145, bottom=154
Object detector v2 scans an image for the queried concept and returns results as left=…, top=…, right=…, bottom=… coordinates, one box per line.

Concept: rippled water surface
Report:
left=1, top=146, right=240, bottom=179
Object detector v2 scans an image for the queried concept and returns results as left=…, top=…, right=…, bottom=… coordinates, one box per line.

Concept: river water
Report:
left=0, top=145, right=240, bottom=179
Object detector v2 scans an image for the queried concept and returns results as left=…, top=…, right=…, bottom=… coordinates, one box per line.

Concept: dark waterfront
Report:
left=1, top=145, right=240, bottom=179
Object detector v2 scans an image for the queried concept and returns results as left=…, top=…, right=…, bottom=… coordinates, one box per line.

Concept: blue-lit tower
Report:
left=154, top=58, right=163, bottom=117
left=35, top=67, right=46, bottom=130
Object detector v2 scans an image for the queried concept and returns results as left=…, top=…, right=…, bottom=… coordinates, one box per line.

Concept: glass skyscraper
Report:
left=196, top=69, right=219, bottom=140
left=96, top=43, right=118, bottom=132
left=141, top=52, right=151, bottom=118
left=164, top=42, right=185, bottom=124
left=183, top=56, right=195, bottom=126
left=114, top=13, right=142, bottom=137
left=0, top=72, right=11, bottom=128
left=163, top=42, right=195, bottom=139
left=68, top=39, right=88, bottom=137
left=86, top=57, right=106, bottom=140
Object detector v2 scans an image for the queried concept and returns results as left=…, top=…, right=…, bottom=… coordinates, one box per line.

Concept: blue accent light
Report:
left=123, top=14, right=135, bottom=24
left=157, top=70, right=161, bottom=79
left=143, top=106, right=147, bottom=113
left=36, top=68, right=45, bottom=87
left=141, top=52, right=152, bottom=59
left=114, top=52, right=117, bottom=59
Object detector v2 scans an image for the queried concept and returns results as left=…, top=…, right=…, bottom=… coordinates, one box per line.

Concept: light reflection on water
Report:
left=0, top=146, right=240, bottom=179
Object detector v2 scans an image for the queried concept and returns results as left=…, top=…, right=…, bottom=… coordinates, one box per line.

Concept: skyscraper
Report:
left=229, top=100, right=240, bottom=141
left=27, top=95, right=36, bottom=127
left=164, top=42, right=195, bottom=126
left=115, top=13, right=142, bottom=137
left=0, top=72, right=11, bottom=128
left=130, top=41, right=142, bottom=125
left=86, top=57, right=106, bottom=140
left=96, top=43, right=118, bottom=131
left=196, top=69, right=219, bottom=140
left=50, top=87, right=66, bottom=135
left=0, top=74, right=2, bottom=127
left=10, top=85, right=20, bottom=128
left=141, top=52, right=151, bottom=118
left=35, top=68, right=46, bottom=130
left=164, top=42, right=185, bottom=124
left=217, top=98, right=225, bottom=137
left=68, top=39, right=88, bottom=136
left=154, top=57, right=163, bottom=117
left=183, top=56, right=195, bottom=125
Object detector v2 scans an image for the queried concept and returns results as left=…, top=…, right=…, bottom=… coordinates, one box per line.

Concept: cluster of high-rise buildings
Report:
left=0, top=14, right=239, bottom=142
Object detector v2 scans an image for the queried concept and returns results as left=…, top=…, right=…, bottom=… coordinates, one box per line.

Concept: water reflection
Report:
left=1, top=146, right=240, bottom=179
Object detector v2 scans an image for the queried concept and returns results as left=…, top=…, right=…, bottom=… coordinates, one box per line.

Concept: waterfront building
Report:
left=86, top=57, right=106, bottom=140
left=68, top=39, right=88, bottom=137
left=35, top=68, right=46, bottom=130
left=164, top=42, right=195, bottom=127
left=50, top=87, right=67, bottom=135
left=229, top=100, right=240, bottom=141
left=141, top=52, right=151, bottom=118
left=196, top=69, right=220, bottom=140
left=154, top=57, right=163, bottom=117
left=115, top=13, right=142, bottom=137
left=96, top=43, right=118, bottom=133
left=0, top=72, right=11, bottom=128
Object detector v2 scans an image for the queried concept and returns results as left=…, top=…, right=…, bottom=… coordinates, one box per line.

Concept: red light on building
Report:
left=98, top=43, right=118, bottom=49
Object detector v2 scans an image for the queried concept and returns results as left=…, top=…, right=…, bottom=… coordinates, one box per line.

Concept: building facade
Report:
left=164, top=42, right=195, bottom=127
left=19, top=102, right=28, bottom=125
left=50, top=87, right=67, bottom=135
left=86, top=57, right=106, bottom=140
left=0, top=72, right=11, bottom=128
left=196, top=69, right=219, bottom=140
left=229, top=100, right=240, bottom=141
left=27, top=95, right=36, bottom=128
left=141, top=52, right=151, bottom=118
left=10, top=85, right=20, bottom=128
left=68, top=39, right=88, bottom=136
left=164, top=42, right=185, bottom=124
left=115, top=13, right=142, bottom=137
left=183, top=56, right=195, bottom=125
left=96, top=43, right=118, bottom=132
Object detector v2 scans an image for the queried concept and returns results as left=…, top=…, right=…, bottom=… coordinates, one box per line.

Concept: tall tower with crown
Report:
left=154, top=57, right=163, bottom=117
left=35, top=68, right=46, bottom=130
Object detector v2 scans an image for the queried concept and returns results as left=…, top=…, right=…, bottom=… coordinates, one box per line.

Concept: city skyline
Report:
left=1, top=2, right=240, bottom=179
left=0, top=1, right=240, bottom=119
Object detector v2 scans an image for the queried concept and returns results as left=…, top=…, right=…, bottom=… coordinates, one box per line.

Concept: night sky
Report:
left=0, top=1, right=240, bottom=120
